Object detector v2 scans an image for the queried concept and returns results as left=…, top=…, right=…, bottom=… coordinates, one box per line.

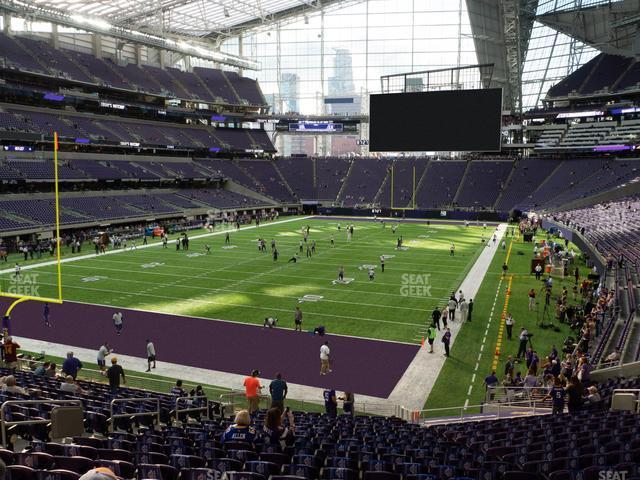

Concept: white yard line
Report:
left=9, top=218, right=506, bottom=414
left=0, top=215, right=313, bottom=276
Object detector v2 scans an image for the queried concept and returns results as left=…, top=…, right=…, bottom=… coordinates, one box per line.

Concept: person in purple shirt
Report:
left=61, top=352, right=83, bottom=379
left=530, top=351, right=539, bottom=376
left=442, top=328, right=452, bottom=357
left=545, top=377, right=567, bottom=414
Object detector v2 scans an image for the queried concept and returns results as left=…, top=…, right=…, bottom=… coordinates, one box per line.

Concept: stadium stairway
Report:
left=491, top=160, right=518, bottom=212
left=271, top=162, right=298, bottom=201
left=335, top=160, right=355, bottom=205
left=372, top=168, right=392, bottom=207
left=450, top=161, right=471, bottom=207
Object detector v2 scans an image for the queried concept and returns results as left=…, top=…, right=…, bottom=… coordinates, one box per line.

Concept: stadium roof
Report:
left=27, top=0, right=341, bottom=38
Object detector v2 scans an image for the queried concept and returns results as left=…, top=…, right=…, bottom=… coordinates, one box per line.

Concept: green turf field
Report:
left=1, top=216, right=489, bottom=344
left=425, top=229, right=588, bottom=411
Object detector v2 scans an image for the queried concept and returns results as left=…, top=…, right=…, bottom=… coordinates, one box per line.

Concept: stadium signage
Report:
left=556, top=110, right=603, bottom=119
left=3, top=145, right=34, bottom=152
left=100, top=101, right=126, bottom=110
left=120, top=141, right=141, bottom=147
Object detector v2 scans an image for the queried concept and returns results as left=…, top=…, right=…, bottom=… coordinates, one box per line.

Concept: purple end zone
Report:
left=3, top=300, right=419, bottom=398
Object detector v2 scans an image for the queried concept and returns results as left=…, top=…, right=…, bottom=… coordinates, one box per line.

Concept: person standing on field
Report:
left=442, top=328, right=451, bottom=357
left=145, top=339, right=156, bottom=372
left=320, top=341, right=331, bottom=375
left=426, top=325, right=437, bottom=353
left=505, top=313, right=514, bottom=340
left=112, top=312, right=124, bottom=335
left=294, top=307, right=303, bottom=332
left=431, top=307, right=441, bottom=330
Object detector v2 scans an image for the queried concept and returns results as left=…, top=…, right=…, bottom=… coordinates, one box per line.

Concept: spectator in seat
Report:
left=262, top=407, right=295, bottom=448
left=33, top=361, right=49, bottom=377
left=604, top=348, right=620, bottom=364
left=79, top=467, right=118, bottom=480
left=62, top=351, right=82, bottom=379
left=221, top=410, right=257, bottom=447
left=170, top=379, right=187, bottom=397
left=1, top=375, right=27, bottom=395
left=60, top=375, right=83, bottom=395
left=584, top=385, right=601, bottom=405
left=45, top=362, right=57, bottom=378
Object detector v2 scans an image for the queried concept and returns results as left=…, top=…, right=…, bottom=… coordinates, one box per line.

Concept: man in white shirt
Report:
left=448, top=298, right=458, bottom=322
left=112, top=312, right=123, bottom=335
left=505, top=313, right=515, bottom=340
left=320, top=341, right=331, bottom=375
left=459, top=299, right=468, bottom=322
left=146, top=339, right=156, bottom=372
left=97, top=342, right=112, bottom=371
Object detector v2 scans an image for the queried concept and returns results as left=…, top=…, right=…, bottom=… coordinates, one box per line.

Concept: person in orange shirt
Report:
left=243, top=369, right=262, bottom=415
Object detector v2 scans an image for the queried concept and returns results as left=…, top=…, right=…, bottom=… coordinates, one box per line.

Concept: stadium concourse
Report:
left=1, top=218, right=506, bottom=412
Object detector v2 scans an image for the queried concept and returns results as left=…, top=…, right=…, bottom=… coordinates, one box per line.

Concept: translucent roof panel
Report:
left=30, top=0, right=323, bottom=37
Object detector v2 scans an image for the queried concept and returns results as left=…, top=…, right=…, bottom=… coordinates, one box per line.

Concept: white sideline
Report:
left=14, top=337, right=388, bottom=410
left=387, top=224, right=507, bottom=411
left=0, top=215, right=312, bottom=276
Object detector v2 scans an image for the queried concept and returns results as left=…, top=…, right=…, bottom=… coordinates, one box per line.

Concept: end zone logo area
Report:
left=298, top=294, right=324, bottom=303
left=332, top=277, right=354, bottom=285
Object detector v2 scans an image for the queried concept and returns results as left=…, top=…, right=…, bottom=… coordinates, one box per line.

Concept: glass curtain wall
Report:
left=221, top=0, right=479, bottom=116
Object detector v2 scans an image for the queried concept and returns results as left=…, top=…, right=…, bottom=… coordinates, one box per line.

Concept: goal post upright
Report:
left=2, top=131, right=64, bottom=322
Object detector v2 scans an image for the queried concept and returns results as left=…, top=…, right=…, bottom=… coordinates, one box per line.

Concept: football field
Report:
left=1, top=216, right=488, bottom=344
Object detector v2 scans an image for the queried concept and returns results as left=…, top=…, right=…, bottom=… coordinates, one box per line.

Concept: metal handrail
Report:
left=109, top=397, right=160, bottom=432
left=174, top=396, right=209, bottom=422
left=0, top=399, right=82, bottom=447
left=485, top=383, right=552, bottom=405
left=400, top=399, right=552, bottom=424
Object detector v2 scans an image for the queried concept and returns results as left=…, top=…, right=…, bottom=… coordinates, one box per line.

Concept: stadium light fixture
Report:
left=224, top=7, right=230, bottom=17
left=70, top=14, right=111, bottom=30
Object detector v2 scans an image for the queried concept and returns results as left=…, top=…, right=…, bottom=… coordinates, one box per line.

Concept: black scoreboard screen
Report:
left=369, top=88, right=502, bottom=152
